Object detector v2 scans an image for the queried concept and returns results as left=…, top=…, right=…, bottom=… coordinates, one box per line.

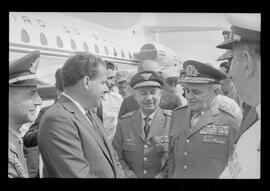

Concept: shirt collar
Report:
left=62, top=92, right=87, bottom=116
left=140, top=107, right=158, bottom=120
left=256, top=104, right=261, bottom=120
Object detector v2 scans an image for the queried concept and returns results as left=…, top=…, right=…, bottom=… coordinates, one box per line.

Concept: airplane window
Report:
left=128, top=51, right=132, bottom=59
left=83, top=41, right=89, bottom=52
left=21, top=29, right=30, bottom=43
left=104, top=46, right=109, bottom=55
left=121, top=49, right=125, bottom=58
left=71, top=39, right=77, bottom=50
left=113, top=47, right=117, bottom=57
left=40, top=32, right=48, bottom=46
left=94, top=44, right=99, bottom=54
left=56, top=36, right=63, bottom=48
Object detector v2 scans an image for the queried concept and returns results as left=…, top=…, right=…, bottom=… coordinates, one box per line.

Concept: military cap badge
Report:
left=140, top=73, right=152, bottom=80
left=29, top=58, right=40, bottom=74
left=186, top=64, right=200, bottom=77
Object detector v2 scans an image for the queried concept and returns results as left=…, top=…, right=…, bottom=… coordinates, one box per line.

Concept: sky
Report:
left=63, top=13, right=232, bottom=68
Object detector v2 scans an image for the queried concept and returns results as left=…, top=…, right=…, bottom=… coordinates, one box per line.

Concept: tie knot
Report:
left=144, top=116, right=151, bottom=122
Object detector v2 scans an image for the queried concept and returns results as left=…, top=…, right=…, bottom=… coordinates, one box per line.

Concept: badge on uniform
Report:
left=200, top=124, right=229, bottom=136
left=154, top=135, right=169, bottom=144
left=203, top=135, right=226, bottom=144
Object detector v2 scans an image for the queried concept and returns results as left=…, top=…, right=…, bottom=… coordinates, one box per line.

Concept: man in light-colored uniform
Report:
left=218, top=13, right=261, bottom=179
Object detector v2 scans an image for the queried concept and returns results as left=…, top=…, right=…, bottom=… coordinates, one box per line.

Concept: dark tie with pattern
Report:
left=144, top=117, right=151, bottom=139
left=86, top=111, right=104, bottom=139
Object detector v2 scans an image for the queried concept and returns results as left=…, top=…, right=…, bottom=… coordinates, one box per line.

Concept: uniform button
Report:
left=184, top=165, right=187, bottom=170
left=184, top=152, right=188, bottom=156
left=144, top=157, right=148, bottom=161
left=144, top=144, right=148, bottom=148
left=144, top=170, right=147, bottom=174
left=186, top=139, right=190, bottom=143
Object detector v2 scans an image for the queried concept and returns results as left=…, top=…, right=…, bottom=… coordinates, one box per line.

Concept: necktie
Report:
left=144, top=117, right=151, bottom=139
left=86, top=112, right=104, bottom=139
left=190, top=112, right=201, bottom=129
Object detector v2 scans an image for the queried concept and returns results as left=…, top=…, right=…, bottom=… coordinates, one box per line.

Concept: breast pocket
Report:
left=123, top=139, right=136, bottom=151
left=154, top=136, right=169, bottom=152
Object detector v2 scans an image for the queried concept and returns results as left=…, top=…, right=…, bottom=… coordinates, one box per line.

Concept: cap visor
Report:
left=9, top=78, right=49, bottom=87
left=180, top=77, right=215, bottom=84
left=133, top=81, right=161, bottom=89
left=216, top=40, right=234, bottom=49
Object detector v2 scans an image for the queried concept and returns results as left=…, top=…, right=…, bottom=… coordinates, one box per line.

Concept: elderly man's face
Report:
left=117, top=80, right=128, bottom=96
left=9, top=86, right=42, bottom=125
left=184, top=83, right=216, bottom=113
left=133, top=86, right=161, bottom=114
left=231, top=44, right=251, bottom=103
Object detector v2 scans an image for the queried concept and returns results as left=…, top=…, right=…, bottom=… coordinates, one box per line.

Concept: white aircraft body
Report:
left=9, top=12, right=183, bottom=86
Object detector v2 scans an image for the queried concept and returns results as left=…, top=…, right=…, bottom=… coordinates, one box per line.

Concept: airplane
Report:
left=9, top=12, right=227, bottom=104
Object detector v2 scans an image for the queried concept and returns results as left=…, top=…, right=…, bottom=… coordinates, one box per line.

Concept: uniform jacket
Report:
left=38, top=95, right=120, bottom=178
left=168, top=98, right=240, bottom=178
left=8, top=129, right=29, bottom=178
left=118, top=90, right=182, bottom=119
left=220, top=104, right=260, bottom=178
left=112, top=107, right=171, bottom=178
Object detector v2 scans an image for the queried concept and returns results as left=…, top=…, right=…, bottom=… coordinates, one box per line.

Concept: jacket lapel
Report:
left=131, top=110, right=145, bottom=142
left=187, top=107, right=214, bottom=138
left=59, top=95, right=114, bottom=169
left=146, top=107, right=164, bottom=142
left=172, top=108, right=191, bottom=138
left=90, top=113, right=116, bottom=174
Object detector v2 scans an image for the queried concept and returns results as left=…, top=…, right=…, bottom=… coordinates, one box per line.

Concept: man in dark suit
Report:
left=168, top=60, right=241, bottom=178
left=38, top=52, right=122, bottom=178
left=113, top=71, right=171, bottom=178
left=118, top=60, right=182, bottom=118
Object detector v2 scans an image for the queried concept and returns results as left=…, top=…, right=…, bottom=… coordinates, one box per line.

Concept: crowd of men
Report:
left=9, top=13, right=260, bottom=178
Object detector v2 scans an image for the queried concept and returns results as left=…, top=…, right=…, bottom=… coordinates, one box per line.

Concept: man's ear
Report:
left=82, top=76, right=91, bottom=90
left=243, top=50, right=256, bottom=78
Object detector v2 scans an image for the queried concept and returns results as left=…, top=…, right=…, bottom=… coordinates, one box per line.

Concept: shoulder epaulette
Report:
left=163, top=109, right=172, bottom=116
left=219, top=104, right=236, bottom=119
left=119, top=111, right=134, bottom=120
left=174, top=105, right=188, bottom=111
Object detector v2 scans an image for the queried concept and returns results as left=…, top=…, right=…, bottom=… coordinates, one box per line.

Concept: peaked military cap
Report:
left=180, top=60, right=227, bottom=84
left=216, top=50, right=233, bottom=61
left=217, top=14, right=260, bottom=49
left=9, top=51, right=46, bottom=87
left=116, top=70, right=129, bottom=83
left=130, top=70, right=164, bottom=89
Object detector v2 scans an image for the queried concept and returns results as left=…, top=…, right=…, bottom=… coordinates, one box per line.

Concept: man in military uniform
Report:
left=118, top=60, right=182, bottom=118
left=168, top=60, right=241, bottom=178
left=9, top=51, right=44, bottom=178
left=112, top=70, right=171, bottom=178
left=218, top=14, right=260, bottom=178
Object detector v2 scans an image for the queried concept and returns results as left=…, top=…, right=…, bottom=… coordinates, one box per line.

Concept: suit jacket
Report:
left=112, top=107, right=171, bottom=178
left=38, top=94, right=119, bottom=178
left=118, top=90, right=182, bottom=119
left=168, top=98, right=240, bottom=178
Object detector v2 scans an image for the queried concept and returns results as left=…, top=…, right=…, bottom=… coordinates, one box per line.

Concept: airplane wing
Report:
left=144, top=26, right=228, bottom=33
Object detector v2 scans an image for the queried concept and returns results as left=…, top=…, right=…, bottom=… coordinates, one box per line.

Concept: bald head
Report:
left=137, top=60, right=161, bottom=72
